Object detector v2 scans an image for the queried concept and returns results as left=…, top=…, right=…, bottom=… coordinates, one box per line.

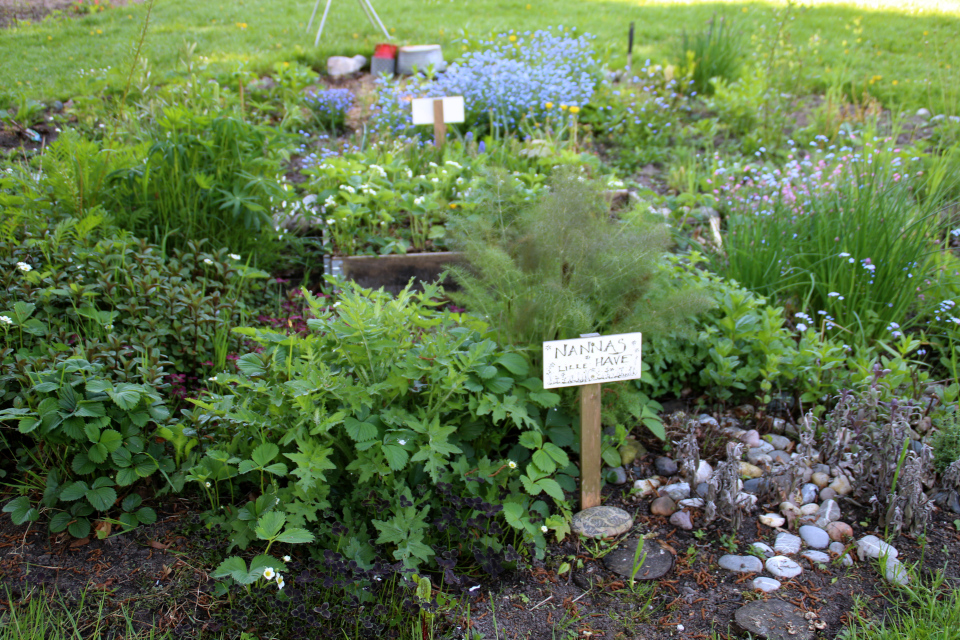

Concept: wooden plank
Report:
left=433, top=99, right=446, bottom=147
left=580, top=382, right=602, bottom=510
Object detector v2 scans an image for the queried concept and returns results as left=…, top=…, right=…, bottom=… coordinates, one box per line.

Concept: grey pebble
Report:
left=719, top=554, right=764, bottom=573
left=799, top=525, right=830, bottom=549
left=655, top=456, right=679, bottom=477
left=774, top=532, right=802, bottom=555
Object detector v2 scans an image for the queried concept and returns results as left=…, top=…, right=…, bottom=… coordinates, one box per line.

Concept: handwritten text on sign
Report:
left=542, top=332, right=642, bottom=389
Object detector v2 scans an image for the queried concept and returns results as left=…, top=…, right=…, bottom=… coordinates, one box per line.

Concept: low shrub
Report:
left=189, top=281, right=577, bottom=574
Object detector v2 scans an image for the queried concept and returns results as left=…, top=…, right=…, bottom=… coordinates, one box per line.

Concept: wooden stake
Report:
left=433, top=98, right=446, bottom=147
left=579, top=382, right=602, bottom=510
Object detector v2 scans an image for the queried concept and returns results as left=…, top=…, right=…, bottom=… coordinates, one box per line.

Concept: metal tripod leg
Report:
left=313, top=0, right=335, bottom=47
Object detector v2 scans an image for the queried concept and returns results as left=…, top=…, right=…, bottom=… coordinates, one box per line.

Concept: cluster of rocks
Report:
left=624, top=414, right=911, bottom=587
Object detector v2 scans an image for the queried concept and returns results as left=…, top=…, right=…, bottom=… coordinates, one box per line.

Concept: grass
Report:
left=838, top=568, right=960, bottom=640
left=1, top=0, right=959, bottom=113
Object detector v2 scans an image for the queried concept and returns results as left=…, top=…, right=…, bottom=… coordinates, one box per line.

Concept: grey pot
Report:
left=397, top=45, right=446, bottom=75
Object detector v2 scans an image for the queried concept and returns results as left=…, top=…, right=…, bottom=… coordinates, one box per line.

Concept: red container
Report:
left=374, top=43, right=398, bottom=59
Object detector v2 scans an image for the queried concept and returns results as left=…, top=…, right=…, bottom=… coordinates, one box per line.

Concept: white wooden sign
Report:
left=542, top=332, right=642, bottom=389
left=411, top=96, right=465, bottom=125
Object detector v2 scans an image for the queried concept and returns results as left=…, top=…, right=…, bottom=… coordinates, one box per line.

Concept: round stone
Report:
left=752, top=577, right=782, bottom=593
left=734, top=599, right=814, bottom=640
left=779, top=501, right=800, bottom=517
left=829, top=475, right=853, bottom=496
left=696, top=460, right=714, bottom=484
left=751, top=542, right=775, bottom=558
left=619, top=440, right=645, bottom=466
left=811, top=472, right=831, bottom=489
left=774, top=533, right=801, bottom=555
left=655, top=456, right=678, bottom=476
left=799, top=503, right=819, bottom=517
left=766, top=555, right=803, bottom=579
left=799, top=525, right=830, bottom=549
left=815, top=499, right=842, bottom=528
left=759, top=513, right=786, bottom=528
left=770, top=450, right=791, bottom=465
left=571, top=506, right=634, bottom=539
left=819, top=487, right=837, bottom=502
left=856, top=535, right=898, bottom=561
left=719, top=554, right=764, bottom=573
left=650, top=496, right=677, bottom=517
left=678, top=498, right=704, bottom=509
left=740, top=462, right=764, bottom=479
left=740, top=429, right=762, bottom=447
left=607, top=466, right=628, bottom=485
left=826, top=521, right=853, bottom=542
left=669, top=510, right=693, bottom=530
left=743, top=478, right=763, bottom=494
left=799, top=483, right=819, bottom=505
left=633, top=478, right=660, bottom=495
left=764, top=434, right=792, bottom=451
left=604, top=538, right=674, bottom=580
left=884, top=557, right=909, bottom=585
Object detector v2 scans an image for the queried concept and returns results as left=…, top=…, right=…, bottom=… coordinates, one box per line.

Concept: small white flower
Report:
left=677, top=625, right=685, bottom=632
left=229, top=253, right=241, bottom=260
left=283, top=555, right=291, bottom=562
left=839, top=252, right=850, bottom=257
left=263, top=567, right=276, bottom=580
left=326, top=218, right=336, bottom=225
left=827, top=292, right=841, bottom=297
left=0, top=316, right=11, bottom=326
left=398, top=439, right=407, bottom=445
left=507, top=460, right=517, bottom=469
left=541, top=525, right=548, bottom=533
left=428, top=162, right=438, bottom=168
left=205, top=481, right=212, bottom=488
left=796, top=323, right=807, bottom=332
left=203, top=258, right=214, bottom=265
left=276, top=575, right=285, bottom=589
left=324, top=196, right=337, bottom=207
left=340, top=185, right=356, bottom=194
left=414, top=196, right=425, bottom=206
left=431, top=177, right=439, bottom=183
left=207, top=377, right=217, bottom=383
left=16, top=262, right=31, bottom=272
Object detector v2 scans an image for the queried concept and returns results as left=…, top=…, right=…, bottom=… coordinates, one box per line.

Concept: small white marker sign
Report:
left=411, top=96, right=465, bottom=125
left=542, top=332, right=642, bottom=390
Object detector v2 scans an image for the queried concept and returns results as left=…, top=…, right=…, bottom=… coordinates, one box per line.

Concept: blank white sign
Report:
left=411, top=96, right=465, bottom=125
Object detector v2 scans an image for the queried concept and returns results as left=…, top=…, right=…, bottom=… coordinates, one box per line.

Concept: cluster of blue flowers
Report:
left=304, top=88, right=355, bottom=131
left=372, top=27, right=601, bottom=134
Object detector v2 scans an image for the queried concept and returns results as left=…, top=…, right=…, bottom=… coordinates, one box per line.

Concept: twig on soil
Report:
left=529, top=595, right=553, bottom=610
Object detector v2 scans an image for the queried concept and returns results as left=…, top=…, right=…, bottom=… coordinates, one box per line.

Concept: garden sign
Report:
left=543, top=332, right=643, bottom=510
left=411, top=96, right=465, bottom=147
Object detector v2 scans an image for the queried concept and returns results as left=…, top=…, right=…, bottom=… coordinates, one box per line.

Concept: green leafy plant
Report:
left=0, top=359, right=171, bottom=537
left=677, top=14, right=743, bottom=96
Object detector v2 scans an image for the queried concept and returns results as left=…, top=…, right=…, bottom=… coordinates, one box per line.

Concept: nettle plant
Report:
left=189, top=281, right=574, bottom=574
left=0, top=359, right=172, bottom=537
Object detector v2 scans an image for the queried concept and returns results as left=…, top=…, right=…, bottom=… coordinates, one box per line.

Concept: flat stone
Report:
left=826, top=521, right=853, bottom=542
left=799, top=503, right=819, bottom=517
left=742, top=478, right=763, bottom=494
left=801, top=550, right=830, bottom=565
left=819, top=487, right=837, bottom=502
left=766, top=555, right=803, bottom=579
left=740, top=462, right=764, bottom=479
left=662, top=482, right=690, bottom=501
left=571, top=506, right=634, bottom=539
left=604, top=538, right=674, bottom=580
left=655, top=456, right=678, bottom=476
left=607, top=466, right=628, bottom=485
left=695, top=460, right=713, bottom=484
left=764, top=434, right=793, bottom=451
left=760, top=513, right=786, bottom=528
left=770, top=450, right=792, bottom=465
left=812, top=464, right=831, bottom=475
left=719, top=554, right=764, bottom=573
left=650, top=496, right=677, bottom=517
left=752, top=577, right=782, bottom=593
left=780, top=502, right=800, bottom=517
left=734, top=599, right=814, bottom=640
left=856, top=535, right=898, bottom=561
left=747, top=450, right=773, bottom=466
left=774, top=533, right=802, bottom=555
left=669, top=510, right=693, bottom=530
left=696, top=482, right=709, bottom=498
left=799, top=525, right=830, bottom=549
left=740, top=429, right=762, bottom=447
left=752, top=542, right=775, bottom=557
left=815, top=499, right=842, bottom=528
left=633, top=478, right=660, bottom=495
left=799, top=483, right=819, bottom=505
left=699, top=414, right=719, bottom=428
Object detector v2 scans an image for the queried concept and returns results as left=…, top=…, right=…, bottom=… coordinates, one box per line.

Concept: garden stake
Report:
left=580, top=378, right=602, bottom=509
left=433, top=99, right=446, bottom=147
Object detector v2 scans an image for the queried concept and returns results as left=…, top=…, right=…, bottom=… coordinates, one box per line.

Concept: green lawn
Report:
left=2, top=0, right=959, bottom=113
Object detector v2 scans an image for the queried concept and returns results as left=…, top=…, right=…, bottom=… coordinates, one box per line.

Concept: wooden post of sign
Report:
left=579, top=333, right=602, bottom=510
left=433, top=99, right=446, bottom=147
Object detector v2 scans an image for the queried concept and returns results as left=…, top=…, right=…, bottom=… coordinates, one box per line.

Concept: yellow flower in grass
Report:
left=236, top=22, right=247, bottom=29
left=569, top=106, right=580, bottom=114
left=560, top=104, right=568, bottom=111
left=509, top=35, right=517, bottom=42
left=544, top=102, right=554, bottom=110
